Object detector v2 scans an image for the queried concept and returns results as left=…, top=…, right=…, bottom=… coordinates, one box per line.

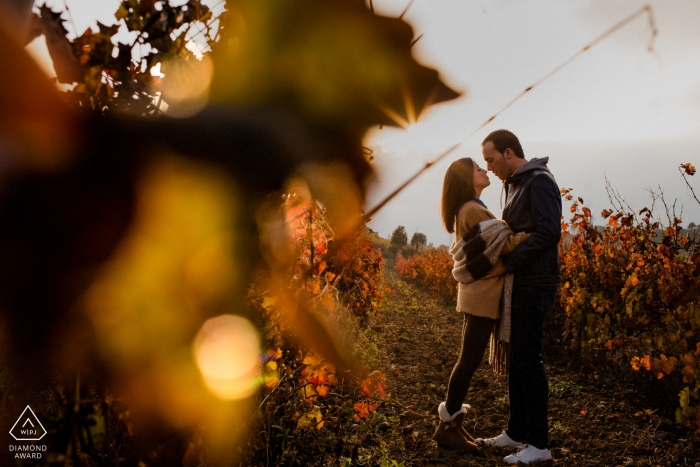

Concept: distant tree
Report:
left=410, top=232, right=427, bottom=249
left=390, top=225, right=407, bottom=246
left=689, top=222, right=697, bottom=230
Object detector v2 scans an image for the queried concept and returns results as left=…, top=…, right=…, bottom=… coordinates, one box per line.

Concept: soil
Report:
left=354, top=263, right=700, bottom=466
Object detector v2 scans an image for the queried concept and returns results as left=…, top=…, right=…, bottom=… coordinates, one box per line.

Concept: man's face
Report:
left=482, top=141, right=511, bottom=181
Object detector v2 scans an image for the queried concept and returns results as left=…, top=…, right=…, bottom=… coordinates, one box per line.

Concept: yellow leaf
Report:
left=302, top=353, right=322, bottom=365
left=680, top=387, right=690, bottom=408
left=303, top=384, right=318, bottom=406
left=261, top=296, right=277, bottom=309
left=296, top=412, right=312, bottom=429
left=264, top=373, right=279, bottom=389
left=298, top=406, right=324, bottom=430
left=311, top=406, right=324, bottom=430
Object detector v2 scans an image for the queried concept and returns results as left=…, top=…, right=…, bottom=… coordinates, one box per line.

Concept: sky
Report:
left=25, top=0, right=700, bottom=247
left=362, top=0, right=700, bottom=246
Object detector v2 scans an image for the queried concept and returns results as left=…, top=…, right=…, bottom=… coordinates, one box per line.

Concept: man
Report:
left=476, top=129, right=562, bottom=464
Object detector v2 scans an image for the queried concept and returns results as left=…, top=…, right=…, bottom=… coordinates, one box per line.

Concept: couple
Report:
left=432, top=130, right=561, bottom=464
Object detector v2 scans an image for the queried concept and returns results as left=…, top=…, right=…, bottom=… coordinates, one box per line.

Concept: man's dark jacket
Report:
left=501, top=157, right=561, bottom=287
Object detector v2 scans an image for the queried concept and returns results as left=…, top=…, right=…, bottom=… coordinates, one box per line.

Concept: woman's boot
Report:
left=432, top=402, right=480, bottom=452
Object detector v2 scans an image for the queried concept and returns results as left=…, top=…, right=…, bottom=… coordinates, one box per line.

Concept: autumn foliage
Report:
left=395, top=246, right=457, bottom=302
left=558, top=182, right=700, bottom=438
left=244, top=192, right=389, bottom=464
left=4, top=0, right=462, bottom=463
left=329, top=228, right=387, bottom=317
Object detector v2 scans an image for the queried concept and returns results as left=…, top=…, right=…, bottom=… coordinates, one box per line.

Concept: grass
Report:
left=549, top=380, right=582, bottom=399
left=327, top=301, right=385, bottom=371
left=494, top=395, right=509, bottom=409
left=551, top=420, right=571, bottom=435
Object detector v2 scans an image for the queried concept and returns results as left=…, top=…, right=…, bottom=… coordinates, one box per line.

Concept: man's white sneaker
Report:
left=503, top=445, right=552, bottom=464
left=475, top=431, right=525, bottom=448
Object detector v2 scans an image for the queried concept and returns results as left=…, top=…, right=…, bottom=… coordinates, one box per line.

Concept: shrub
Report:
left=242, top=192, right=389, bottom=465
left=558, top=186, right=700, bottom=437
left=395, top=246, right=456, bottom=302
left=327, top=228, right=387, bottom=317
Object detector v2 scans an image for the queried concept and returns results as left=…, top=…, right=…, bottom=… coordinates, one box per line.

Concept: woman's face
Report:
left=472, top=162, right=490, bottom=191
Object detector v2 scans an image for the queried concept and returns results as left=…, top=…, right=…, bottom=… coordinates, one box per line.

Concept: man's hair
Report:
left=481, top=129, right=524, bottom=159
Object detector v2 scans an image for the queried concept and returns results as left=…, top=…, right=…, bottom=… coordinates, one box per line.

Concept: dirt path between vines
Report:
left=358, top=263, right=700, bottom=467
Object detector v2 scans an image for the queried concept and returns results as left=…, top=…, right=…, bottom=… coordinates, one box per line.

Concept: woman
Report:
left=432, top=157, right=529, bottom=451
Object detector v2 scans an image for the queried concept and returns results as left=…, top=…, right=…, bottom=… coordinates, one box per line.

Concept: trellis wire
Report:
left=362, top=5, right=656, bottom=223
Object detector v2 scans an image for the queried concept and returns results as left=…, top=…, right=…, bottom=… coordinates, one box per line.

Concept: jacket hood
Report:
left=507, top=157, right=551, bottom=184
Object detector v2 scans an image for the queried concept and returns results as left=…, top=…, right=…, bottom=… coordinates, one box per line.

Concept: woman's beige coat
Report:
left=453, top=200, right=530, bottom=318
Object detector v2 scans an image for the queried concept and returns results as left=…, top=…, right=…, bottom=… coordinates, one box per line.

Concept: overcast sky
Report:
left=26, top=0, right=700, bottom=247
left=363, top=0, right=700, bottom=246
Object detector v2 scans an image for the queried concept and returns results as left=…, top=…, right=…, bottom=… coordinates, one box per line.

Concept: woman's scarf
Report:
left=450, top=218, right=513, bottom=376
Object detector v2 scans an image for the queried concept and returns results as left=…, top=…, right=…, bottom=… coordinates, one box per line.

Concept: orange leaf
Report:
left=631, top=356, right=641, bottom=371
left=303, top=385, right=318, bottom=407
left=353, top=402, right=366, bottom=418
left=352, top=401, right=378, bottom=420
left=267, top=347, right=283, bottom=361
left=302, top=353, right=322, bottom=366
left=661, top=355, right=677, bottom=375
left=309, top=368, right=329, bottom=386
left=360, top=370, right=387, bottom=399
left=265, top=373, right=280, bottom=389
left=314, top=260, right=327, bottom=275
left=681, top=163, right=696, bottom=176
left=360, top=382, right=373, bottom=399
left=326, top=373, right=338, bottom=386
left=376, top=381, right=388, bottom=400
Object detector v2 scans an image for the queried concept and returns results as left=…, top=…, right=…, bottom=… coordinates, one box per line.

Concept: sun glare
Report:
left=193, top=314, right=261, bottom=400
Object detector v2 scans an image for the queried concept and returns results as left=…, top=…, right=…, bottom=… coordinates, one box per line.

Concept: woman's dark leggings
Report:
left=445, top=313, right=496, bottom=415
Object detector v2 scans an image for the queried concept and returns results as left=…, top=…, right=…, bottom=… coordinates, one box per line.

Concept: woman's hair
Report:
left=441, top=158, right=476, bottom=234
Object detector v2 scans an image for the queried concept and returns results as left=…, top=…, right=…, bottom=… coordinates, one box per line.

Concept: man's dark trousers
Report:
left=505, top=285, right=558, bottom=450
